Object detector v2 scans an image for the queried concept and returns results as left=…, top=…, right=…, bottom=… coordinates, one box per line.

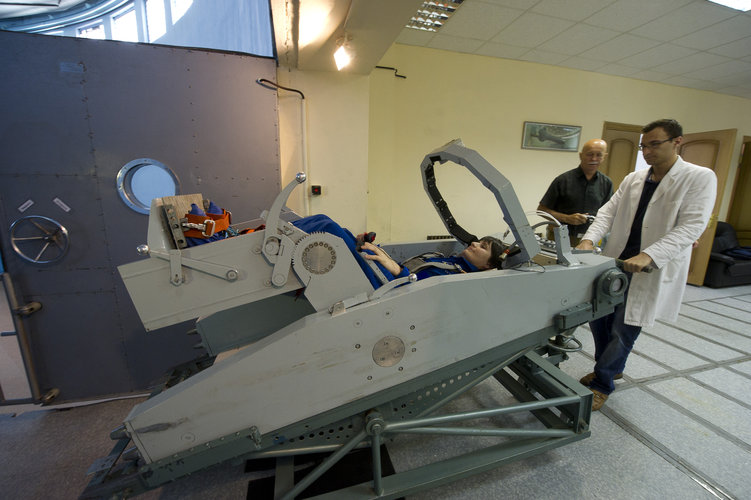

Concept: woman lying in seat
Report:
left=360, top=239, right=505, bottom=280
left=292, top=214, right=506, bottom=287
left=185, top=206, right=506, bottom=288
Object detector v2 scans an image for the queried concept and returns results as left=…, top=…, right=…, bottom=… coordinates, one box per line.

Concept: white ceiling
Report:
left=5, top=0, right=751, bottom=100
left=395, top=0, right=751, bottom=100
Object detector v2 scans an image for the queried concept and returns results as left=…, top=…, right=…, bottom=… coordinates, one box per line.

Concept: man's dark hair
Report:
left=642, top=119, right=683, bottom=138
left=480, top=236, right=506, bottom=270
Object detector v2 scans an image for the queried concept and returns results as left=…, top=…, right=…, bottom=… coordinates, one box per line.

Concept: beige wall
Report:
left=278, top=43, right=751, bottom=243
left=276, top=68, right=370, bottom=231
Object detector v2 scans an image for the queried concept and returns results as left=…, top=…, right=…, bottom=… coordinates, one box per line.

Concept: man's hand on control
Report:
left=622, top=252, right=654, bottom=273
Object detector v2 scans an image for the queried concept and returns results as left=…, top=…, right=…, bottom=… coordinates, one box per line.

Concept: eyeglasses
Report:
left=638, top=138, right=674, bottom=151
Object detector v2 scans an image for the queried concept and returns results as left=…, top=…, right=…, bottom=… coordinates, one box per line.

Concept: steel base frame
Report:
left=270, top=349, right=591, bottom=499
left=80, top=337, right=591, bottom=499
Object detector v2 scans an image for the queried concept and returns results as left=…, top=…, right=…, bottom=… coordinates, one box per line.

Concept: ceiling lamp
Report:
left=406, top=1, right=465, bottom=32
left=334, top=35, right=352, bottom=71
left=706, top=0, right=751, bottom=10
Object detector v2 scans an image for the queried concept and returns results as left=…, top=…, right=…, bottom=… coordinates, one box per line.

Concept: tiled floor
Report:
left=1, top=284, right=750, bottom=499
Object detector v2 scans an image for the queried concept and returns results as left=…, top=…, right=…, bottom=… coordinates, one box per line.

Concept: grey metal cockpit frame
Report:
left=81, top=140, right=626, bottom=500
left=421, top=139, right=539, bottom=267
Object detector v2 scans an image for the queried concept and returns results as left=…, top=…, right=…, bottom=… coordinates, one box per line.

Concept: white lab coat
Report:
left=583, top=156, right=716, bottom=327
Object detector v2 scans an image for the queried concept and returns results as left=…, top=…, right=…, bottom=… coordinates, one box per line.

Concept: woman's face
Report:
left=460, top=240, right=493, bottom=270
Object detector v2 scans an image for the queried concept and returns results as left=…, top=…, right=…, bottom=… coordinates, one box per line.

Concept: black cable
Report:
left=375, top=66, right=406, bottom=79
left=256, top=78, right=305, bottom=99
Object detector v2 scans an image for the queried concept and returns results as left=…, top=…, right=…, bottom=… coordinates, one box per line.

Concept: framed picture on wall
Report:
left=521, top=122, right=582, bottom=152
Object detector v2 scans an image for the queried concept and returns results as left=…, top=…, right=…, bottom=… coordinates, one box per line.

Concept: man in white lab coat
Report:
left=576, top=119, right=717, bottom=411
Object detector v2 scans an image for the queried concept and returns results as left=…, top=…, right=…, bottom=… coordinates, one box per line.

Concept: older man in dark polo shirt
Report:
left=538, top=138, right=613, bottom=245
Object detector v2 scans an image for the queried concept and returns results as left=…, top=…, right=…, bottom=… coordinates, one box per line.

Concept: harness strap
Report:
left=402, top=252, right=463, bottom=274
left=182, top=210, right=231, bottom=238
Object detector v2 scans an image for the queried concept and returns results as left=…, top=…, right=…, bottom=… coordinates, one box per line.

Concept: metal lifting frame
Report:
left=82, top=336, right=592, bottom=499
left=268, top=348, right=591, bottom=500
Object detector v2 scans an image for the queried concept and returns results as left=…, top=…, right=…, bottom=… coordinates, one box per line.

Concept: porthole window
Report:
left=116, top=158, right=180, bottom=214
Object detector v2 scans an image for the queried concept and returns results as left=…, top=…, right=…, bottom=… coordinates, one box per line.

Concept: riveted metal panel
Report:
left=0, top=31, right=280, bottom=401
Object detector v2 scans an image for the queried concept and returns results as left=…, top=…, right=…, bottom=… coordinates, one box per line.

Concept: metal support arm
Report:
left=420, top=139, right=540, bottom=267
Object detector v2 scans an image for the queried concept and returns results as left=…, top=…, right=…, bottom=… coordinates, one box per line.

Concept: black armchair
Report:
left=704, top=221, right=751, bottom=288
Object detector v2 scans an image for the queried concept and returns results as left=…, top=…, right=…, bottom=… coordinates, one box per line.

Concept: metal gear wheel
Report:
left=292, top=232, right=339, bottom=280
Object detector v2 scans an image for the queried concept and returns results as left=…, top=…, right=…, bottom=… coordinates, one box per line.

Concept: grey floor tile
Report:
left=690, top=367, right=751, bottom=407
left=390, top=385, right=712, bottom=500
left=647, top=377, right=751, bottom=446
left=0, top=398, right=249, bottom=500
left=607, top=387, right=751, bottom=499
left=682, top=285, right=751, bottom=303
left=663, top=316, right=751, bottom=353
left=631, top=336, right=710, bottom=371
left=566, top=328, right=669, bottom=381
left=619, top=351, right=671, bottom=380
left=714, top=297, right=751, bottom=319
left=731, top=359, right=751, bottom=377
left=680, top=304, right=751, bottom=337
left=560, top=350, right=595, bottom=381
left=642, top=322, right=742, bottom=361
left=690, top=301, right=751, bottom=330
left=0, top=400, right=147, bottom=499
left=734, top=294, right=751, bottom=303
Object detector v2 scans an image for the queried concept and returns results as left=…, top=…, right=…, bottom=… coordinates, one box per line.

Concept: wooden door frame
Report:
left=680, top=129, right=737, bottom=286
left=726, top=136, right=751, bottom=229
left=601, top=121, right=642, bottom=134
left=600, top=121, right=642, bottom=184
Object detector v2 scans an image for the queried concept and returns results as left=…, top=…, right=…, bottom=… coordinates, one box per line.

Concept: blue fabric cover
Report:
left=292, top=214, right=409, bottom=289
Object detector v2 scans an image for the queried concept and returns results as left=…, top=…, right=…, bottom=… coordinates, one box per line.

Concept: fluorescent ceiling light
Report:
left=406, top=1, right=465, bottom=32
left=706, top=0, right=751, bottom=11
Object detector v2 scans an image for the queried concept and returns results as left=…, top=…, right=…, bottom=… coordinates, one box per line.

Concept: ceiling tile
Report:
left=715, top=86, right=751, bottom=99
left=395, top=27, right=435, bottom=46
left=597, top=63, right=641, bottom=77
left=663, top=75, right=726, bottom=91
left=702, top=71, right=751, bottom=89
left=531, top=0, right=616, bottom=22
left=578, top=33, right=661, bottom=62
left=630, top=69, right=675, bottom=82
left=683, top=60, right=751, bottom=81
left=709, top=36, right=751, bottom=59
left=630, top=1, right=737, bottom=42
left=658, top=51, right=732, bottom=75
left=428, top=34, right=486, bottom=53
left=673, top=14, right=751, bottom=50
left=618, top=43, right=697, bottom=70
left=476, top=0, right=540, bottom=9
left=537, top=23, right=621, bottom=56
left=582, top=0, right=693, bottom=32
left=474, top=41, right=530, bottom=59
left=519, top=49, right=571, bottom=65
left=440, top=2, right=524, bottom=40
left=560, top=56, right=609, bottom=71
left=490, top=12, right=574, bottom=47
